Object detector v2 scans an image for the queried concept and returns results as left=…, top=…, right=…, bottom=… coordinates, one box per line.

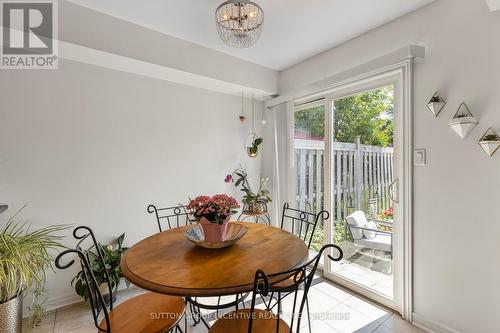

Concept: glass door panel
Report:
left=293, top=101, right=326, bottom=255
left=327, top=85, right=396, bottom=302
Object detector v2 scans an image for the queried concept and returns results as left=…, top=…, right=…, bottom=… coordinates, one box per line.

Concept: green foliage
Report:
left=248, top=137, right=263, bottom=156
left=0, top=207, right=67, bottom=303
left=294, top=86, right=394, bottom=147
left=71, top=233, right=129, bottom=302
left=28, top=288, right=46, bottom=328
left=309, top=220, right=348, bottom=253
left=482, top=134, right=500, bottom=141
left=430, top=96, right=442, bottom=103
left=231, top=169, right=272, bottom=205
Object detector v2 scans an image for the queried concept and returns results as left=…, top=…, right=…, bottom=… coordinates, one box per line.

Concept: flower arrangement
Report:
left=187, top=194, right=240, bottom=225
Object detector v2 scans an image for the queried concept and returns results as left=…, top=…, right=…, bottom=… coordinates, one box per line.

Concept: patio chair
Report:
left=345, top=211, right=393, bottom=259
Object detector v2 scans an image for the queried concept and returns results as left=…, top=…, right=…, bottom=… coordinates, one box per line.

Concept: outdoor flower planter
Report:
left=478, top=128, right=500, bottom=156
left=427, top=92, right=446, bottom=117
left=448, top=103, right=478, bottom=138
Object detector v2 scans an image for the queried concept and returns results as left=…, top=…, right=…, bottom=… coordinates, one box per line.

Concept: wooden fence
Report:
left=295, top=138, right=394, bottom=222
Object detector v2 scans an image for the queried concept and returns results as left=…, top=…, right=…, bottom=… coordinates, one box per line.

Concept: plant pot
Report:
left=0, top=295, right=22, bottom=333
left=246, top=146, right=258, bottom=158
left=99, top=284, right=117, bottom=306
left=199, top=217, right=229, bottom=242
left=244, top=201, right=267, bottom=215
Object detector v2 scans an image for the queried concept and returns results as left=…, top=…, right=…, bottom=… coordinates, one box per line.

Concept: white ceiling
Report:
left=68, top=0, right=434, bottom=70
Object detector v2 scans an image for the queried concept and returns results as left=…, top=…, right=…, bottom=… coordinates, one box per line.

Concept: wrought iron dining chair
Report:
left=265, top=203, right=331, bottom=331
left=148, top=203, right=245, bottom=329
left=208, top=244, right=343, bottom=333
left=148, top=204, right=195, bottom=232
left=55, top=226, right=186, bottom=333
left=280, top=202, right=330, bottom=250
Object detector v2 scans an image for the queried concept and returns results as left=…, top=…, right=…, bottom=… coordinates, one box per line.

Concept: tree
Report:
left=294, top=86, right=394, bottom=147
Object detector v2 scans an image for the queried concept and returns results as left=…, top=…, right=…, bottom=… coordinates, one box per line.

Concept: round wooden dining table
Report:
left=121, top=222, right=309, bottom=297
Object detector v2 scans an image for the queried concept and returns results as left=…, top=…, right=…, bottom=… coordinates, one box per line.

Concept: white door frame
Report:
left=295, top=59, right=413, bottom=320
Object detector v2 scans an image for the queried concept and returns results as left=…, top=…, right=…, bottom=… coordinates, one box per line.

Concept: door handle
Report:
left=388, top=179, right=399, bottom=204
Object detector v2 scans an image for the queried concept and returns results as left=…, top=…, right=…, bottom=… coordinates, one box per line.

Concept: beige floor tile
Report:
left=342, top=296, right=391, bottom=324
left=372, top=324, right=394, bottom=333
left=313, top=279, right=352, bottom=302
left=382, top=315, right=426, bottom=333
left=327, top=303, right=381, bottom=333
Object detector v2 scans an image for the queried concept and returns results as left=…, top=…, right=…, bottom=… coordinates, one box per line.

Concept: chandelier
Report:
left=215, top=0, right=264, bottom=48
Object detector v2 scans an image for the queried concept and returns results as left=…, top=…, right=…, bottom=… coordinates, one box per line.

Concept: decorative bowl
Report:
left=185, top=223, right=248, bottom=249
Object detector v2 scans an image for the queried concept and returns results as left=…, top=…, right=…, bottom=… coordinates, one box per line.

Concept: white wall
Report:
left=276, top=0, right=500, bottom=332
left=0, top=59, right=262, bottom=308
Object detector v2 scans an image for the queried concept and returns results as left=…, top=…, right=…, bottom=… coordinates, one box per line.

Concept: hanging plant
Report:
left=247, top=137, right=263, bottom=157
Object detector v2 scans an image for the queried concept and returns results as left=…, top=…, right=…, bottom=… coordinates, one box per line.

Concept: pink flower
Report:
left=224, top=175, right=234, bottom=183
left=187, top=194, right=240, bottom=223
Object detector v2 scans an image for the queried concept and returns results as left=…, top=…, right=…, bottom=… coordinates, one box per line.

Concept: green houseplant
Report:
left=71, top=233, right=130, bottom=304
left=226, top=168, right=272, bottom=214
left=246, top=137, right=263, bottom=157
left=0, top=209, right=67, bottom=332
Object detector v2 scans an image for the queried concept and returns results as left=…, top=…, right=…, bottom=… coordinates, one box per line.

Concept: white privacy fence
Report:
left=295, top=138, right=394, bottom=222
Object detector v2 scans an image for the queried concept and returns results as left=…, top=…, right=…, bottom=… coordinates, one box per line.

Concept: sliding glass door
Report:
left=293, top=77, right=402, bottom=311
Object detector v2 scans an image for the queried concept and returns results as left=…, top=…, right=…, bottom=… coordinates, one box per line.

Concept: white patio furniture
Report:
left=345, top=211, right=393, bottom=258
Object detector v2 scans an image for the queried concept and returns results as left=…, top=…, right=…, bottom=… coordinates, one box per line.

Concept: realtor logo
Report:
left=1, top=0, right=58, bottom=69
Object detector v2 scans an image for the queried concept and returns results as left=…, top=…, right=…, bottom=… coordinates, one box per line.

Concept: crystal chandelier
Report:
left=215, top=0, right=264, bottom=48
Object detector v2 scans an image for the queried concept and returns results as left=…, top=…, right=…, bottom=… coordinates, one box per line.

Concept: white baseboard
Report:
left=412, top=313, right=461, bottom=333
left=29, top=284, right=140, bottom=318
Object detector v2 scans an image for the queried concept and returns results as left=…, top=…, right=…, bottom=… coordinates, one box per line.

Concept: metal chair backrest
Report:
left=280, top=202, right=329, bottom=249
left=147, top=204, right=194, bottom=232
left=55, top=226, right=112, bottom=332
left=248, top=244, right=343, bottom=333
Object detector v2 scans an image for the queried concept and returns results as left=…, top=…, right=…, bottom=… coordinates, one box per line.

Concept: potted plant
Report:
left=448, top=103, right=478, bottom=138
left=187, top=194, right=240, bottom=242
left=246, top=137, right=263, bottom=157
left=71, top=233, right=129, bottom=305
left=478, top=129, right=500, bottom=156
left=0, top=210, right=66, bottom=332
left=427, top=92, right=446, bottom=117
left=226, top=169, right=272, bottom=214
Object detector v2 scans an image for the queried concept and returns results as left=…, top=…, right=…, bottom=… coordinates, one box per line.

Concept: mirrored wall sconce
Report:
left=448, top=103, right=478, bottom=138
left=427, top=92, right=446, bottom=117
left=478, top=128, right=500, bottom=157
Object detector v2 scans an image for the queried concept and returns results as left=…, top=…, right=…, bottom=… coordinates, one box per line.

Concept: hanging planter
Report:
left=478, top=128, right=500, bottom=157
left=448, top=103, right=478, bottom=138
left=245, top=134, right=263, bottom=158
left=427, top=92, right=446, bottom=117
left=244, top=96, right=263, bottom=158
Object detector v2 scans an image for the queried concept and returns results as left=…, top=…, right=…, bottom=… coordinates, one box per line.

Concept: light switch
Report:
left=414, top=149, right=426, bottom=165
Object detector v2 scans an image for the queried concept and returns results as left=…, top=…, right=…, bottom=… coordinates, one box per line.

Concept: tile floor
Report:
left=23, top=277, right=425, bottom=333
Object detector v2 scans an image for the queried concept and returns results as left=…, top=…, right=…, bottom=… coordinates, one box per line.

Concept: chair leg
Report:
left=306, top=295, right=312, bottom=333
